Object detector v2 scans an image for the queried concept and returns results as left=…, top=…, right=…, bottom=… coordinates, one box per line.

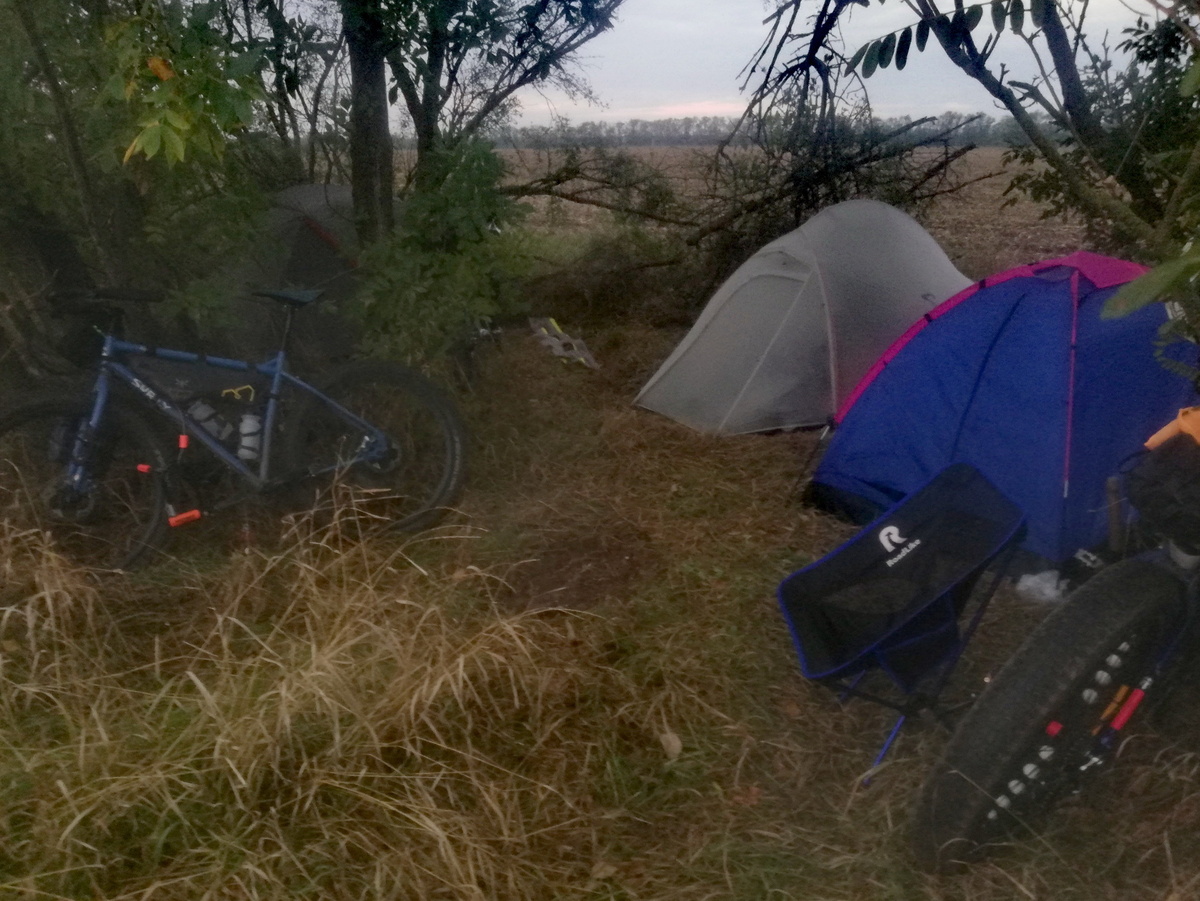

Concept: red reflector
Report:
left=1110, top=688, right=1147, bottom=731
left=1045, top=721, right=1063, bottom=737
left=168, top=509, right=202, bottom=527
left=136, top=464, right=152, bottom=473
left=178, top=434, right=189, bottom=449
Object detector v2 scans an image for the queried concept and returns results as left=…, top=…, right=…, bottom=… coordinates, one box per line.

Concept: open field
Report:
left=921, top=147, right=1088, bottom=279
left=2, top=149, right=1198, bottom=899
left=500, top=144, right=1088, bottom=278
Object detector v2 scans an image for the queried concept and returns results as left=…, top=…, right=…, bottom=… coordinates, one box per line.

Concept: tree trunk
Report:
left=1039, top=1, right=1164, bottom=223
left=342, top=0, right=394, bottom=243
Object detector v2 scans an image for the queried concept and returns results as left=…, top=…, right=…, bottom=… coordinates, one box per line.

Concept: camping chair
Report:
left=777, top=463, right=1026, bottom=768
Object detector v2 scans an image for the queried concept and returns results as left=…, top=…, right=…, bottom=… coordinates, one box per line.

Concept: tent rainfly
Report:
left=635, top=199, right=973, bottom=434
left=809, top=252, right=1198, bottom=566
left=215, top=184, right=363, bottom=364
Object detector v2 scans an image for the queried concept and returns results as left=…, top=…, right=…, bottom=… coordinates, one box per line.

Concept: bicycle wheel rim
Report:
left=0, top=401, right=168, bottom=570
left=294, top=364, right=465, bottom=532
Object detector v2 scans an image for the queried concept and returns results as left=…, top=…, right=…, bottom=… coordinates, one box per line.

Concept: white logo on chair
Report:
left=879, top=526, right=905, bottom=552
left=880, top=525, right=922, bottom=567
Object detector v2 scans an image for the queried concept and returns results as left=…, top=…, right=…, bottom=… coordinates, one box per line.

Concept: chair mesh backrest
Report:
left=779, top=464, right=1024, bottom=688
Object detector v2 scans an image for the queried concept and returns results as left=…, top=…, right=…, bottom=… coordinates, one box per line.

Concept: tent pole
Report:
left=792, top=420, right=832, bottom=499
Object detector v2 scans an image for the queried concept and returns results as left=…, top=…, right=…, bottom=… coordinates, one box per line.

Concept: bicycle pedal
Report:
left=168, top=508, right=203, bottom=527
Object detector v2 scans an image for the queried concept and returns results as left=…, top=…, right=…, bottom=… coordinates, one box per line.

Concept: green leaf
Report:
left=1104, top=255, right=1200, bottom=318
left=102, top=73, right=127, bottom=101
left=190, top=2, right=218, bottom=28
left=1030, top=0, right=1046, bottom=28
left=862, top=40, right=882, bottom=78
left=1010, top=0, right=1025, bottom=33
left=145, top=83, right=174, bottom=108
left=932, top=14, right=954, bottom=46
left=232, top=94, right=254, bottom=127
left=847, top=42, right=870, bottom=73
left=1182, top=57, right=1200, bottom=97
left=916, top=18, right=931, bottom=50
left=878, top=32, right=896, bottom=68
left=191, top=127, right=218, bottom=158
left=991, top=0, right=1007, bottom=32
left=161, top=125, right=186, bottom=164
left=895, top=27, right=913, bottom=70
left=225, top=49, right=262, bottom=80
left=964, top=4, right=983, bottom=31
left=163, top=108, right=190, bottom=131
left=140, top=124, right=163, bottom=159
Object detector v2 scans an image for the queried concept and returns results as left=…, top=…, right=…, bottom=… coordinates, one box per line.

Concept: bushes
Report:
left=355, top=141, right=532, bottom=362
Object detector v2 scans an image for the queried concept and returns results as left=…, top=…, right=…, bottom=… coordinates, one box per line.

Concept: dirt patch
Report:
left=500, top=518, right=661, bottom=611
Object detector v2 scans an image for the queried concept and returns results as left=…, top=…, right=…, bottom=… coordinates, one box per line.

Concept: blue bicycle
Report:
left=0, top=288, right=467, bottom=570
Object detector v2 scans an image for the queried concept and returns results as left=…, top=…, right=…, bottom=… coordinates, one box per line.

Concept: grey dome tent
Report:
left=635, top=199, right=973, bottom=434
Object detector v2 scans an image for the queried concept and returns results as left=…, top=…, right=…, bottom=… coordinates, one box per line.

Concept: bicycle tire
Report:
left=0, top=397, right=171, bottom=570
left=910, top=557, right=1186, bottom=873
left=284, top=360, right=467, bottom=532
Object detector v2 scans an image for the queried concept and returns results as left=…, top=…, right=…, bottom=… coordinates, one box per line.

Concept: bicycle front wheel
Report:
left=286, top=361, right=467, bottom=532
left=0, top=398, right=170, bottom=570
left=910, top=557, right=1185, bottom=873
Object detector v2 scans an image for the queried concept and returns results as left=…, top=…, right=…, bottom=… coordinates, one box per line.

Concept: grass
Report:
left=5, top=323, right=1200, bottom=900
left=4, top=153, right=1200, bottom=898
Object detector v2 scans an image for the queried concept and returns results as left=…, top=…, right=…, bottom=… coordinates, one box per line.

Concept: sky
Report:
left=516, top=0, right=1158, bottom=126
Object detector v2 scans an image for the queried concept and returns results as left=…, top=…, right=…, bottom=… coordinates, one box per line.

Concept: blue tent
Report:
left=810, top=252, right=1197, bottom=565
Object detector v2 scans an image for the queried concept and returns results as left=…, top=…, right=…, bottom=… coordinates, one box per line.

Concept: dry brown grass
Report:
left=4, top=323, right=1200, bottom=898
left=460, top=318, right=1200, bottom=900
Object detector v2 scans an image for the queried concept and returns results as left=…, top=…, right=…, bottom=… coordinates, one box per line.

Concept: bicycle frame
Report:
left=76, top=333, right=391, bottom=496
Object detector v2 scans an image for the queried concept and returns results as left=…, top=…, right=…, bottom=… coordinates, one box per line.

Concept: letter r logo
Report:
left=879, top=526, right=905, bottom=553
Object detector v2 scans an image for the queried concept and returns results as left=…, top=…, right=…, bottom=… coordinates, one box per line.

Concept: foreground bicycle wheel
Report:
left=0, top=398, right=170, bottom=570
left=910, top=557, right=1186, bottom=873
left=286, top=360, right=467, bottom=532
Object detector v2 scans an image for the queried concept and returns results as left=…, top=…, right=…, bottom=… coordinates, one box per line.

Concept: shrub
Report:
left=355, top=141, right=532, bottom=362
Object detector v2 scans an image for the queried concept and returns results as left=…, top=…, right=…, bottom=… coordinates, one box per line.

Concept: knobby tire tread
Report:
left=910, top=557, right=1185, bottom=873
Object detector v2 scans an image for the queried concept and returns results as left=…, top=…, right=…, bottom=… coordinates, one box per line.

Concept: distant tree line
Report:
left=491, top=116, right=752, bottom=148
left=490, top=110, right=1039, bottom=149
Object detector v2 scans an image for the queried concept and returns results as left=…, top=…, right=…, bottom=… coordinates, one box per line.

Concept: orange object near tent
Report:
left=1145, top=407, right=1200, bottom=449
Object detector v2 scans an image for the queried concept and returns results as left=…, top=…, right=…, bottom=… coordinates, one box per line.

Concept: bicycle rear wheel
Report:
left=286, top=361, right=467, bottom=532
left=910, top=557, right=1186, bottom=873
left=0, top=398, right=170, bottom=570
